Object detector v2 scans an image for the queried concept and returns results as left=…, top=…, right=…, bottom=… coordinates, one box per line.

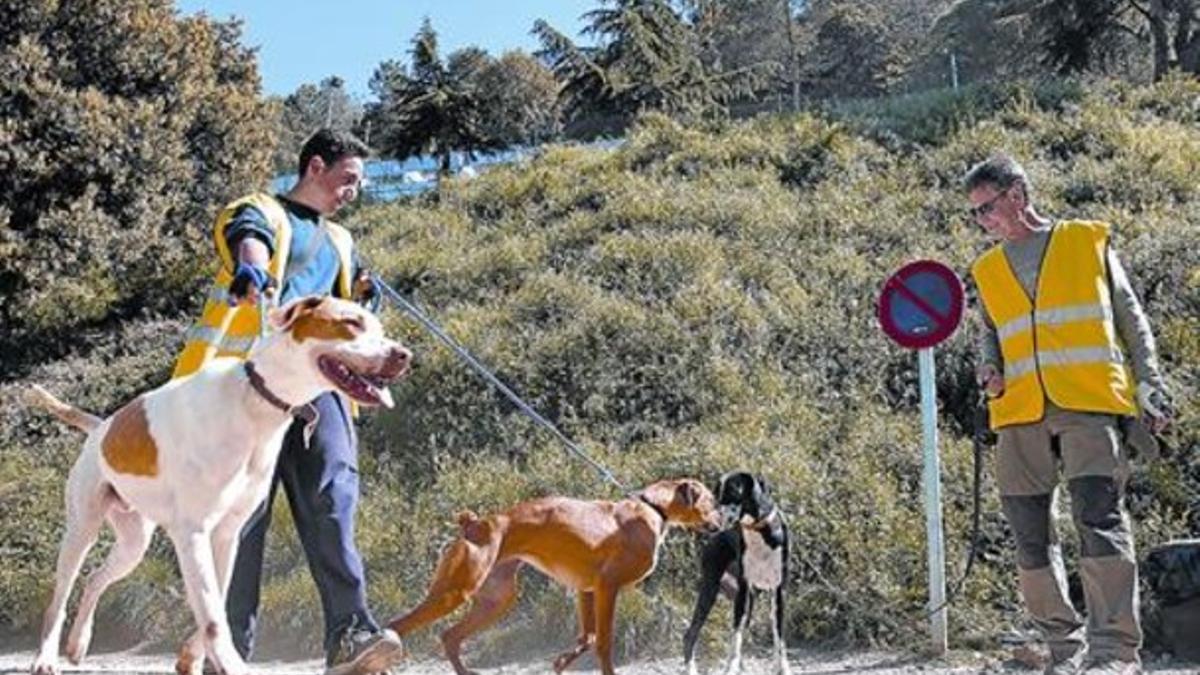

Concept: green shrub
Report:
left=0, top=0, right=276, bottom=378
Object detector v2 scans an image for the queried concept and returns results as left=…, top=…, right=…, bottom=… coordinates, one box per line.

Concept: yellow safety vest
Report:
left=972, top=220, right=1137, bottom=429
left=172, top=193, right=355, bottom=379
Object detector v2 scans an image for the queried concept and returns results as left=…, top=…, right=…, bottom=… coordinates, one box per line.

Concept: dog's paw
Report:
left=174, top=635, right=206, bottom=675
left=552, top=653, right=575, bottom=673
left=64, top=646, right=84, bottom=666
left=30, top=656, right=60, bottom=675
left=65, top=631, right=90, bottom=665
left=775, top=648, right=793, bottom=675
left=172, top=656, right=204, bottom=675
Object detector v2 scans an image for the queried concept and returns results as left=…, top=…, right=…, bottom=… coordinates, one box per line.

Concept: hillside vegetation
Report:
left=2, top=78, right=1197, bottom=664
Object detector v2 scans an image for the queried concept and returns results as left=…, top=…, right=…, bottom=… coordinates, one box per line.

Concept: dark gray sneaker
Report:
left=1044, top=652, right=1084, bottom=675
left=1081, top=659, right=1142, bottom=675
left=323, top=627, right=404, bottom=675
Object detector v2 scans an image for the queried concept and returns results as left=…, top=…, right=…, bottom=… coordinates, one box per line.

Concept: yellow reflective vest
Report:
left=971, top=220, right=1137, bottom=429
left=172, top=193, right=354, bottom=379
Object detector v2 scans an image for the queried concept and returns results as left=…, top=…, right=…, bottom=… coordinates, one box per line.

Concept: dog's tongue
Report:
left=377, top=386, right=394, bottom=409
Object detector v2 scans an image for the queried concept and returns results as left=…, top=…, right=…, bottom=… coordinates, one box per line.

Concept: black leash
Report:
left=926, top=395, right=994, bottom=618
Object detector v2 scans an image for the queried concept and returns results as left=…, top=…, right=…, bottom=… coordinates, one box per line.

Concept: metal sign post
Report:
left=877, top=260, right=965, bottom=656
left=919, top=346, right=947, bottom=654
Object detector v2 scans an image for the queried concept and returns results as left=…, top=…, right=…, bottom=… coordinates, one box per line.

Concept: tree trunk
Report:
left=1148, top=0, right=1172, bottom=80
left=782, top=0, right=800, bottom=112
left=1173, top=0, right=1200, bottom=74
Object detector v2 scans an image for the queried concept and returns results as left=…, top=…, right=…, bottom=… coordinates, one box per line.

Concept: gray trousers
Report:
left=996, top=404, right=1140, bottom=664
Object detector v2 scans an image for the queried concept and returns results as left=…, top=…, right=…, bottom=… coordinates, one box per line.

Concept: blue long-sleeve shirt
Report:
left=223, top=194, right=360, bottom=304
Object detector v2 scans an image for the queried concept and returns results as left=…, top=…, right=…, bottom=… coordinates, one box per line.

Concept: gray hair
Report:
left=962, top=154, right=1031, bottom=195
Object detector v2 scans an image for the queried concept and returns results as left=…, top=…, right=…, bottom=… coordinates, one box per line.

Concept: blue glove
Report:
left=228, top=262, right=274, bottom=305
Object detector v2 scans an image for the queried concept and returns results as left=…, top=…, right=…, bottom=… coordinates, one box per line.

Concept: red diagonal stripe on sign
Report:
left=888, top=276, right=949, bottom=327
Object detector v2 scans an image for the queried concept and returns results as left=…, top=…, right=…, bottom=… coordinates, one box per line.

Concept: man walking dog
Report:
left=965, top=154, right=1172, bottom=675
left=173, top=128, right=401, bottom=675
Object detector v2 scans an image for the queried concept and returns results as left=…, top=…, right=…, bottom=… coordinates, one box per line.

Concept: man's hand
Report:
left=228, top=262, right=275, bottom=306
left=977, top=363, right=1005, bottom=398
left=1137, top=383, right=1173, bottom=434
left=353, top=269, right=378, bottom=302
left=353, top=269, right=381, bottom=311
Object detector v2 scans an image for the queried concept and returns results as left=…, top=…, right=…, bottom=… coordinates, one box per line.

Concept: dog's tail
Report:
left=456, top=510, right=479, bottom=528
left=456, top=510, right=495, bottom=545
left=23, top=384, right=102, bottom=433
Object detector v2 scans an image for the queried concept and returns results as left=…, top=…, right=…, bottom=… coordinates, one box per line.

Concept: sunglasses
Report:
left=969, top=187, right=1011, bottom=220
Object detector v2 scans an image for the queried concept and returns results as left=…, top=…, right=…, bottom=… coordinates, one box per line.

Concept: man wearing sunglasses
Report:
left=964, top=155, right=1171, bottom=675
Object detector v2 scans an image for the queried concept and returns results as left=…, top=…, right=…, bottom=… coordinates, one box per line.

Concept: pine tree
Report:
left=534, top=0, right=768, bottom=128
left=366, top=20, right=499, bottom=175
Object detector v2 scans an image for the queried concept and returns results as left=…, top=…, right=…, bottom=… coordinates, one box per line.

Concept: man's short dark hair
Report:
left=962, top=154, right=1031, bottom=194
left=298, top=128, right=371, bottom=177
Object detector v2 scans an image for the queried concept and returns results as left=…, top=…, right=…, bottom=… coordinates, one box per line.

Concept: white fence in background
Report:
left=272, top=140, right=622, bottom=202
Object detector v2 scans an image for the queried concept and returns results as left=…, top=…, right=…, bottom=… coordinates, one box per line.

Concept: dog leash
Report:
left=257, top=290, right=268, bottom=339
left=370, top=272, right=629, bottom=493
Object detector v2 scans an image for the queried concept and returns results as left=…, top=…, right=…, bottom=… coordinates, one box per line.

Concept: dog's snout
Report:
left=719, top=505, right=740, bottom=529
left=393, top=345, right=412, bottom=365
left=381, top=344, right=412, bottom=379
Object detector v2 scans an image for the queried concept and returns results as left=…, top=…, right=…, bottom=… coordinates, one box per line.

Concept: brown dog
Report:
left=388, top=478, right=721, bottom=675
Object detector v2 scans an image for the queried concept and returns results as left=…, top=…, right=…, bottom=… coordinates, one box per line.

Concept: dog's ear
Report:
left=756, top=475, right=770, bottom=496
left=269, top=296, right=325, bottom=331
left=675, top=480, right=701, bottom=507
left=713, top=472, right=731, bottom=501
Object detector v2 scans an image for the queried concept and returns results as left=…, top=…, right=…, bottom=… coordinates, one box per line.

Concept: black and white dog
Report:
left=683, top=472, right=790, bottom=675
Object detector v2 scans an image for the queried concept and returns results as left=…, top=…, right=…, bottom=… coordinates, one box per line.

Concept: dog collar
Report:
left=743, top=507, right=778, bottom=531
left=636, top=493, right=669, bottom=531
left=244, top=361, right=319, bottom=445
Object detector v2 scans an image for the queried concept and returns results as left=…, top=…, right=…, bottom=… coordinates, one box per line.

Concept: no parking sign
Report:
left=877, top=260, right=964, bottom=349
left=877, top=259, right=964, bottom=656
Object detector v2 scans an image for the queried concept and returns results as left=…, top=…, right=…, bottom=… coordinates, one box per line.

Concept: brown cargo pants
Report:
left=996, top=403, right=1140, bottom=664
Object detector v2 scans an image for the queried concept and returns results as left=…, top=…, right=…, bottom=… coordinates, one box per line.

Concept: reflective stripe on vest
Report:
left=181, top=325, right=258, bottom=356
left=1004, top=346, right=1125, bottom=381
left=995, top=303, right=1114, bottom=343
left=972, top=220, right=1136, bottom=429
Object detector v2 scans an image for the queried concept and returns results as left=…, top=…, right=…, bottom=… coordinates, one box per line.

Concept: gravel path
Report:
left=1, top=648, right=1195, bottom=675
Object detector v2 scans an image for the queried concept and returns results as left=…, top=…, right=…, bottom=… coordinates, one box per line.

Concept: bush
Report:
left=0, top=0, right=276, bottom=378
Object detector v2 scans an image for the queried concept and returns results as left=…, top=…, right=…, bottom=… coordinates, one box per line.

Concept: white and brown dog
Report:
left=25, top=296, right=411, bottom=675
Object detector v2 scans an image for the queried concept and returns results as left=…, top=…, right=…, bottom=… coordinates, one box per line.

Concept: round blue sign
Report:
left=877, top=260, right=964, bottom=349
